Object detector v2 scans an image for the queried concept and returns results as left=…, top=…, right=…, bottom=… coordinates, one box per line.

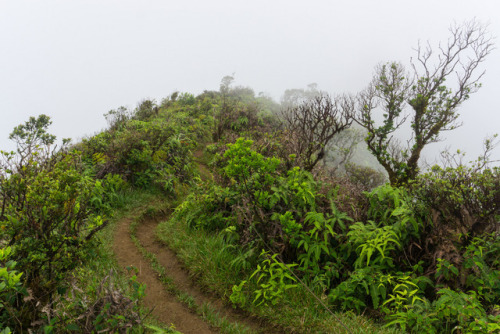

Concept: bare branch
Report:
left=280, top=93, right=355, bottom=171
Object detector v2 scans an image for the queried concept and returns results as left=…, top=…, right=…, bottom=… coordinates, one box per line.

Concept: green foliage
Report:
left=89, top=173, right=127, bottom=216
left=284, top=167, right=317, bottom=211
left=224, top=138, right=280, bottom=190
left=0, top=116, right=117, bottom=331
left=348, top=221, right=401, bottom=268
left=383, top=298, right=435, bottom=333
left=170, top=130, right=500, bottom=333
left=174, top=183, right=237, bottom=231
left=385, top=295, right=500, bottom=334
left=346, top=185, right=425, bottom=270
left=159, top=193, right=396, bottom=334
left=230, top=250, right=297, bottom=307
left=329, top=267, right=380, bottom=312
left=410, top=164, right=500, bottom=291
left=380, top=274, right=423, bottom=315
left=80, top=108, right=199, bottom=192
left=1, top=151, right=105, bottom=287
left=462, top=235, right=500, bottom=305
left=435, top=258, right=459, bottom=281
left=297, top=204, right=351, bottom=276
left=414, top=164, right=500, bottom=229
left=366, top=184, right=422, bottom=238
left=9, top=114, right=56, bottom=156
left=0, top=247, right=23, bottom=331
left=41, top=84, right=497, bottom=333
left=330, top=269, right=427, bottom=315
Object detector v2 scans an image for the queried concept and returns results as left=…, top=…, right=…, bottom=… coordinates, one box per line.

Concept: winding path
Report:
left=113, top=214, right=215, bottom=333
left=111, top=150, right=282, bottom=333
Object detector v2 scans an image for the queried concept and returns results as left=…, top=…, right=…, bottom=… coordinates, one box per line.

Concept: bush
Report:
left=0, top=116, right=109, bottom=330
left=346, top=163, right=387, bottom=190
left=410, top=165, right=500, bottom=288
left=42, top=269, right=145, bottom=333
left=0, top=247, right=23, bottom=331
left=80, top=115, right=197, bottom=191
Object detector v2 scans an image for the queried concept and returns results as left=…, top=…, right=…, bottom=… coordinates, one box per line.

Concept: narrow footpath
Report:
left=113, top=214, right=215, bottom=334
left=111, top=149, right=282, bottom=333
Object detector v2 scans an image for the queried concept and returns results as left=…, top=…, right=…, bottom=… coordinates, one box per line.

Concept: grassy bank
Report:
left=156, top=212, right=398, bottom=334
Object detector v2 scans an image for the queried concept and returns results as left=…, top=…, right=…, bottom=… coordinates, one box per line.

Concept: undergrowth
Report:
left=157, top=213, right=397, bottom=334
left=156, top=137, right=500, bottom=334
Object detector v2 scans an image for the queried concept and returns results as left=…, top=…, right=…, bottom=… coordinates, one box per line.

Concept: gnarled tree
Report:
left=280, top=93, right=355, bottom=171
left=355, top=21, right=494, bottom=185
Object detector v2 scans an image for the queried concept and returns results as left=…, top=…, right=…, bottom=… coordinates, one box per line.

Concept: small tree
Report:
left=355, top=21, right=494, bottom=185
left=8, top=114, right=57, bottom=167
left=213, top=75, right=235, bottom=141
left=280, top=93, right=355, bottom=171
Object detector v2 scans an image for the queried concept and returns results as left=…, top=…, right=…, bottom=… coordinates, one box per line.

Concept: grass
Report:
left=156, top=214, right=401, bottom=334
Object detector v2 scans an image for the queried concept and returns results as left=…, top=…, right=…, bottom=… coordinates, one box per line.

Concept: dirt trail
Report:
left=112, top=148, right=283, bottom=333
left=136, top=217, right=282, bottom=333
left=113, top=216, right=215, bottom=334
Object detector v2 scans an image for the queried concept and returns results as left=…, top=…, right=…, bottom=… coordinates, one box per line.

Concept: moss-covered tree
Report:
left=355, top=21, right=493, bottom=185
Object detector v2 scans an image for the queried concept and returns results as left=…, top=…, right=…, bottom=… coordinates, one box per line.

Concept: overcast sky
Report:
left=1, top=0, right=499, bottom=164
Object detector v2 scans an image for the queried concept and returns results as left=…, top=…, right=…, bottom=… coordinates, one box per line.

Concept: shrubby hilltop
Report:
left=1, top=21, right=499, bottom=333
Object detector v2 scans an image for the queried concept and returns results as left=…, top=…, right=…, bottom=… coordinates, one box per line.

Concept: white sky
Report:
left=1, top=0, right=499, bottom=163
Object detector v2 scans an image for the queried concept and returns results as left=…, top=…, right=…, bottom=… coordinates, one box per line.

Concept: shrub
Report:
left=0, top=116, right=109, bottom=330
left=0, top=247, right=23, bottom=331
left=346, top=163, right=387, bottom=190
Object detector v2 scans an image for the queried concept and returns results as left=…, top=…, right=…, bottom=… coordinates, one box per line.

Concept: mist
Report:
left=1, top=0, right=499, bottom=165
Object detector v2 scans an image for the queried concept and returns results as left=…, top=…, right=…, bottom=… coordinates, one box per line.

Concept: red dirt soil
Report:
left=113, top=216, right=215, bottom=334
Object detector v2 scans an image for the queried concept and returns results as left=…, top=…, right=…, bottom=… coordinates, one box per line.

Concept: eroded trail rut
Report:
left=113, top=215, right=215, bottom=334
left=113, top=209, right=278, bottom=333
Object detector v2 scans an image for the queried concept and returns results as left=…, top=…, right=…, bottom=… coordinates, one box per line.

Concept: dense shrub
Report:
left=172, top=136, right=500, bottom=333
left=80, top=112, right=198, bottom=192
left=0, top=116, right=113, bottom=331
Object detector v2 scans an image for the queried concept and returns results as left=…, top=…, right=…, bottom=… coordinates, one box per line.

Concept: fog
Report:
left=1, top=0, right=499, bottom=165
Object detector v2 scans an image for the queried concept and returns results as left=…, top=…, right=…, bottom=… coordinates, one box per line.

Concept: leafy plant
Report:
left=435, top=258, right=459, bottom=281
left=230, top=250, right=298, bottom=307
left=296, top=203, right=351, bottom=276
left=348, top=221, right=401, bottom=268
left=0, top=247, right=23, bottom=331
left=434, top=289, right=487, bottom=332
left=462, top=234, right=500, bottom=305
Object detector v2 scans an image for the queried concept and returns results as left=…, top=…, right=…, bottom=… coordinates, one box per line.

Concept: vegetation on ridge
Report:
left=0, top=20, right=499, bottom=333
